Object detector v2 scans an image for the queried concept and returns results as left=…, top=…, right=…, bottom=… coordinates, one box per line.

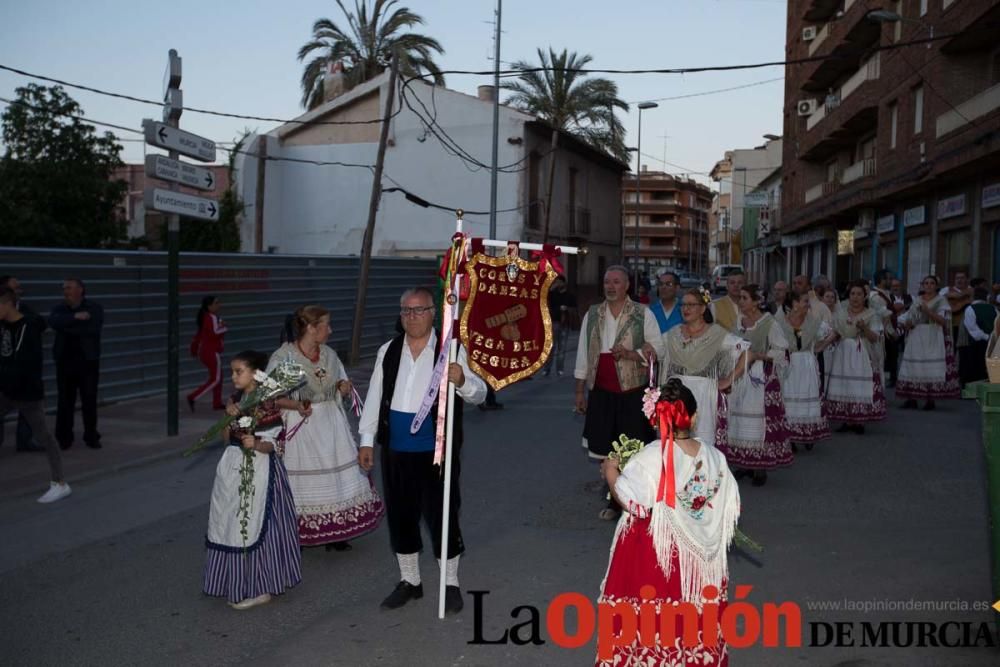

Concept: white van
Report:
left=710, top=264, right=743, bottom=294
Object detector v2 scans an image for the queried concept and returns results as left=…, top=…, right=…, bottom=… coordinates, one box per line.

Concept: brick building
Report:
left=781, top=0, right=1000, bottom=294
left=622, top=168, right=713, bottom=277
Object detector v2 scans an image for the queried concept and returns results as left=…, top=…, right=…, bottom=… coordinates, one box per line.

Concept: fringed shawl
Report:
left=833, top=302, right=880, bottom=363
left=664, top=324, right=737, bottom=381
left=776, top=310, right=823, bottom=351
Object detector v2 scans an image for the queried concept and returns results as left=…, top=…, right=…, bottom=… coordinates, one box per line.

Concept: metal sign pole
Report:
left=165, top=49, right=181, bottom=437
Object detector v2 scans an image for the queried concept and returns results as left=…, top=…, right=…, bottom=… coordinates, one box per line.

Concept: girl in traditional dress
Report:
left=824, top=281, right=887, bottom=433
left=820, top=288, right=839, bottom=393
left=598, top=378, right=740, bottom=667
left=203, top=350, right=301, bottom=610
left=776, top=291, right=834, bottom=450
left=269, top=305, right=384, bottom=550
left=896, top=275, right=961, bottom=410
left=659, top=289, right=748, bottom=448
left=722, top=285, right=792, bottom=487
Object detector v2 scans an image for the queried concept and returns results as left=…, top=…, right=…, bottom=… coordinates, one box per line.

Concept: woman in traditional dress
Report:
left=819, top=288, right=839, bottom=393
left=896, top=275, right=961, bottom=410
left=722, top=285, right=792, bottom=487
left=775, top=291, right=834, bottom=450
left=269, top=305, right=384, bottom=550
left=598, top=378, right=740, bottom=666
left=204, top=350, right=301, bottom=610
left=659, top=288, right=748, bottom=448
left=824, top=281, right=887, bottom=433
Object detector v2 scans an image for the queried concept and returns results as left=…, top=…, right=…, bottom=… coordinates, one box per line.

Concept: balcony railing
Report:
left=804, top=182, right=825, bottom=204
left=807, top=23, right=830, bottom=56
left=841, top=157, right=876, bottom=184
left=806, top=52, right=880, bottom=131
left=936, top=82, right=1000, bottom=138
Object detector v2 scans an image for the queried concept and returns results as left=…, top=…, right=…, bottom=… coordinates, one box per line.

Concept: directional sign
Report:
left=144, top=188, right=218, bottom=221
left=144, top=155, right=215, bottom=191
left=143, top=119, right=215, bottom=162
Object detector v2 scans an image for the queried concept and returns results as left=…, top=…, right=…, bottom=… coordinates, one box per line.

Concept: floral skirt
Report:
left=597, top=516, right=728, bottom=667
left=718, top=362, right=793, bottom=470
left=895, top=325, right=961, bottom=400
left=283, top=401, right=385, bottom=545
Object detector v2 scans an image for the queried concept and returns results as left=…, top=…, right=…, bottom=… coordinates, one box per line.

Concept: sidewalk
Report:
left=0, top=356, right=380, bottom=501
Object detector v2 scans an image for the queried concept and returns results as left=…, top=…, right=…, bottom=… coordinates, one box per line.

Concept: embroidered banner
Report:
left=460, top=253, right=558, bottom=390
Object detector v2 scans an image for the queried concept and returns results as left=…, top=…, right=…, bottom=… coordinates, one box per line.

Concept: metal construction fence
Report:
left=0, top=247, right=438, bottom=405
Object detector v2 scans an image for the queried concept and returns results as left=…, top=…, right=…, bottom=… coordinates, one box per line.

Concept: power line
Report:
left=0, top=95, right=143, bottom=136
left=633, top=77, right=784, bottom=104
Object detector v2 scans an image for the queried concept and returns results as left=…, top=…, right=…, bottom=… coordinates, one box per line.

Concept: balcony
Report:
left=804, top=180, right=840, bottom=204
left=936, top=82, right=1000, bottom=138
left=840, top=157, right=876, bottom=184
left=807, top=23, right=830, bottom=56
left=806, top=52, right=880, bottom=132
left=802, top=1, right=880, bottom=93
left=622, top=199, right=680, bottom=214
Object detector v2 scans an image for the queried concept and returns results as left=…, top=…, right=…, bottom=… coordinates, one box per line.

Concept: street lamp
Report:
left=633, top=101, right=658, bottom=287
left=865, top=9, right=933, bottom=47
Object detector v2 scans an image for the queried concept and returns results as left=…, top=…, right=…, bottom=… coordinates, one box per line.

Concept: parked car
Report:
left=710, top=264, right=743, bottom=294
left=678, top=272, right=703, bottom=289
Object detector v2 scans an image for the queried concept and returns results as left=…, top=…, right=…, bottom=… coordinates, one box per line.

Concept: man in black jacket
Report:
left=0, top=286, right=70, bottom=503
left=0, top=275, right=46, bottom=452
left=49, top=278, right=104, bottom=450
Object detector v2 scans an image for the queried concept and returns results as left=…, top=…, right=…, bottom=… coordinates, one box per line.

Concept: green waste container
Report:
left=974, top=383, right=1000, bottom=632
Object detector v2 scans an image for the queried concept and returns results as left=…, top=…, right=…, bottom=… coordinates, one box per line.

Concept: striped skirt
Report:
left=203, top=453, right=302, bottom=604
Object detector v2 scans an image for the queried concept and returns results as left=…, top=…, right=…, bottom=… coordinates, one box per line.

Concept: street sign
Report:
left=144, top=155, right=215, bottom=191
left=142, top=119, right=215, bottom=162
left=144, top=188, right=218, bottom=221
left=163, top=49, right=182, bottom=98
left=163, top=88, right=183, bottom=123
left=744, top=191, right=769, bottom=208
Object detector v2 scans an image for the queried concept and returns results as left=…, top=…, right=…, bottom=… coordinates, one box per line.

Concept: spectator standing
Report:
left=0, top=275, right=44, bottom=452
left=187, top=295, right=228, bottom=411
left=49, top=278, right=104, bottom=450
left=543, top=276, right=576, bottom=377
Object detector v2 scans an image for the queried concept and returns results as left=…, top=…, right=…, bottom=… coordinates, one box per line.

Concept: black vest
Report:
left=375, top=333, right=464, bottom=449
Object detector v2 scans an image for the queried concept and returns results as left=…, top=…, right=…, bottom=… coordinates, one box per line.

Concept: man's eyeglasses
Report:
left=659, top=281, right=677, bottom=288
left=400, top=306, right=434, bottom=317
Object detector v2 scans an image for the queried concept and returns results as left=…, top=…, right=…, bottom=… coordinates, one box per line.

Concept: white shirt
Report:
left=358, top=331, right=487, bottom=447
left=964, top=301, right=994, bottom=342
left=573, top=305, right=664, bottom=380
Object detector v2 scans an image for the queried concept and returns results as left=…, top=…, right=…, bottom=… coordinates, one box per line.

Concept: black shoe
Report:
left=922, top=400, right=936, bottom=411
left=791, top=443, right=799, bottom=453
left=325, top=541, right=352, bottom=552
left=445, top=585, right=464, bottom=615
left=381, top=581, right=423, bottom=610
left=805, top=442, right=814, bottom=451
left=58, top=440, right=73, bottom=451
left=901, top=399, right=917, bottom=410
left=836, top=423, right=851, bottom=433
left=85, top=440, right=102, bottom=450
left=751, top=470, right=768, bottom=487
left=853, top=425, right=866, bottom=435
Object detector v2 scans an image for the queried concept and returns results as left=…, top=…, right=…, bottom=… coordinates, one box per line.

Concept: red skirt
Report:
left=597, top=516, right=728, bottom=666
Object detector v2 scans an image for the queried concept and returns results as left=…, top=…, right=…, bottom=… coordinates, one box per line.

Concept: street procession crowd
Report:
left=2, top=262, right=995, bottom=666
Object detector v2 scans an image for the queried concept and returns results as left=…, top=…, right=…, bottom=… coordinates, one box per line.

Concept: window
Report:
left=906, top=236, right=931, bottom=295
left=889, top=102, right=898, bottom=149
left=946, top=230, right=971, bottom=280
left=920, top=0, right=928, bottom=16
left=826, top=160, right=839, bottom=182
left=913, top=86, right=924, bottom=134
left=857, top=135, right=876, bottom=161
left=894, top=1, right=903, bottom=41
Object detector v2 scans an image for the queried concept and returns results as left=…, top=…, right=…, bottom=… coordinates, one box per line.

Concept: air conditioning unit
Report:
left=797, top=99, right=818, bottom=116
left=802, top=26, right=817, bottom=41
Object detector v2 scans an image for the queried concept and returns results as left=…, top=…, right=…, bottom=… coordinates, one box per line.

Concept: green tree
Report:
left=173, top=132, right=248, bottom=252
left=297, top=0, right=445, bottom=109
left=502, top=48, right=629, bottom=240
left=0, top=84, right=127, bottom=248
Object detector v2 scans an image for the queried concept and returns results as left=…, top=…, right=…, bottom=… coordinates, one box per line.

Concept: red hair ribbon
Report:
left=529, top=243, right=564, bottom=275
left=653, top=399, right=692, bottom=508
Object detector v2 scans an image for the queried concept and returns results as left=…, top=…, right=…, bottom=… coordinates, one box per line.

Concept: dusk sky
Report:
left=1, top=0, right=788, bottom=185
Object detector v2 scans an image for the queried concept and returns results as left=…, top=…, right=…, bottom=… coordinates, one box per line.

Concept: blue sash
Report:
left=390, top=409, right=435, bottom=452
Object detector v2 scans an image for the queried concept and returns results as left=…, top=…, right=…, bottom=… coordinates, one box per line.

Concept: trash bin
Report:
left=974, top=383, right=1000, bottom=633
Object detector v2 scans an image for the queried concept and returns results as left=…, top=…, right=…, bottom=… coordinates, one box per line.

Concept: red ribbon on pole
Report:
left=529, top=243, right=564, bottom=275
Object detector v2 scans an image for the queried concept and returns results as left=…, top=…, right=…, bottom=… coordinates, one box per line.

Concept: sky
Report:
left=0, top=0, right=788, bottom=187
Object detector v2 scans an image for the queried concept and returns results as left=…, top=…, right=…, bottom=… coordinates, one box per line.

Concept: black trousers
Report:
left=55, top=358, right=100, bottom=446
left=381, top=446, right=465, bottom=559
left=884, top=336, right=900, bottom=383
left=583, top=387, right=654, bottom=458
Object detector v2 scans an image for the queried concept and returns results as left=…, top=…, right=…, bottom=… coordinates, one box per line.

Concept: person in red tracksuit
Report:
left=188, top=296, right=228, bottom=411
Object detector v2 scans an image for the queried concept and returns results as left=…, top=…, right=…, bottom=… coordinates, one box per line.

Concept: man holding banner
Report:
left=575, top=266, right=663, bottom=520
left=357, top=287, right=486, bottom=615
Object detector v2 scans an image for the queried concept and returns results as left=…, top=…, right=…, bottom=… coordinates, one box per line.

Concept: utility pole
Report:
left=488, top=0, right=502, bottom=239
left=350, top=53, right=399, bottom=366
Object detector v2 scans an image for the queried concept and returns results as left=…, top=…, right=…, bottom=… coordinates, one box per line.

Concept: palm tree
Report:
left=501, top=48, right=629, bottom=240
left=297, top=0, right=445, bottom=109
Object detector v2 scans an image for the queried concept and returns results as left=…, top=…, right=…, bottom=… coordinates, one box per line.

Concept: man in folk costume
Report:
left=868, top=269, right=897, bottom=387
left=940, top=271, right=973, bottom=345
left=649, top=270, right=684, bottom=334
left=709, top=269, right=744, bottom=333
left=960, top=285, right=996, bottom=385
left=358, top=287, right=487, bottom=615
left=574, top=266, right=663, bottom=520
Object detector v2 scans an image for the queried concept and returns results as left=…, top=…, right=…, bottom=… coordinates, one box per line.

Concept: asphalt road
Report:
left=1, top=374, right=997, bottom=667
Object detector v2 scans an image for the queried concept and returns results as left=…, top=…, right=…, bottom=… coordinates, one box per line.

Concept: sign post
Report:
left=144, top=50, right=221, bottom=436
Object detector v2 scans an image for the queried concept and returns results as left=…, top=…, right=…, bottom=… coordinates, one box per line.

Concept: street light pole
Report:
left=633, top=101, right=657, bottom=286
